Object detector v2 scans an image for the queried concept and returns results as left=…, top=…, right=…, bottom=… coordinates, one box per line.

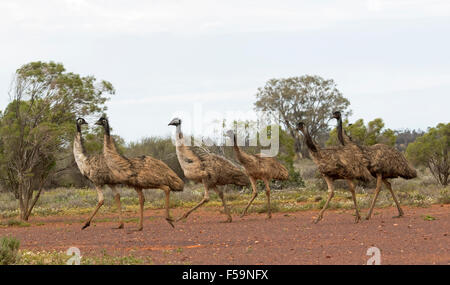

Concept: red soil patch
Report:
left=1, top=205, right=449, bottom=264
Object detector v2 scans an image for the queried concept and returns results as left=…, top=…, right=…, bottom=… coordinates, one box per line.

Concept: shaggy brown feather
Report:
left=333, top=111, right=417, bottom=220
left=301, top=122, right=373, bottom=182
left=334, top=112, right=416, bottom=180
left=297, top=122, right=371, bottom=223
left=104, top=137, right=184, bottom=191
left=363, top=144, right=417, bottom=179
left=174, top=137, right=249, bottom=188
left=73, top=119, right=123, bottom=230
left=228, top=131, right=288, bottom=218
left=74, top=134, right=117, bottom=186
left=98, top=116, right=184, bottom=230
left=169, top=119, right=249, bottom=222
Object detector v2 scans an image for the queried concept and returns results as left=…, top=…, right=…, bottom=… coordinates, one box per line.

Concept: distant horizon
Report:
left=1, top=0, right=449, bottom=142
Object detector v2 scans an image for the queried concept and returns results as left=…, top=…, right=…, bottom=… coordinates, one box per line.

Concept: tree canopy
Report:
left=326, top=118, right=397, bottom=147
left=254, top=75, right=351, bottom=155
left=406, top=123, right=449, bottom=186
left=0, top=61, right=115, bottom=220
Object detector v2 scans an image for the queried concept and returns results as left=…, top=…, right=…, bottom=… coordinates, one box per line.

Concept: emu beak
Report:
left=95, top=119, right=102, bottom=125
left=168, top=119, right=178, bottom=126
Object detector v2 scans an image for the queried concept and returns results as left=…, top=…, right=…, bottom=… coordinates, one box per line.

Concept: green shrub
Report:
left=281, top=168, right=305, bottom=188
left=423, top=215, right=436, bottom=221
left=3, top=219, right=31, bottom=227
left=0, top=237, right=20, bottom=265
left=438, top=189, right=450, bottom=204
left=256, top=169, right=305, bottom=190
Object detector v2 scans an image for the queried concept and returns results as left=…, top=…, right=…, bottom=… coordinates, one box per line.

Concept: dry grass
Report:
left=0, top=160, right=448, bottom=221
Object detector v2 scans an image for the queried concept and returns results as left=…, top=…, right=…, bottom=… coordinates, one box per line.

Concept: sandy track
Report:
left=1, top=205, right=449, bottom=264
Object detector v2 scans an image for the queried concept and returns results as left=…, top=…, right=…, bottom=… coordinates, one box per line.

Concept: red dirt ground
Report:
left=1, top=205, right=449, bottom=265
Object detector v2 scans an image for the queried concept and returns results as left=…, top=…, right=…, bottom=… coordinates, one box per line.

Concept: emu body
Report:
left=169, top=118, right=249, bottom=222
left=297, top=121, right=372, bottom=223
left=97, top=116, right=184, bottom=231
left=332, top=111, right=417, bottom=219
left=73, top=118, right=123, bottom=230
left=226, top=130, right=288, bottom=219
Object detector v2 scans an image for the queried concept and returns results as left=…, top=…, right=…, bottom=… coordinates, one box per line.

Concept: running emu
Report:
left=168, top=118, right=249, bottom=223
left=96, top=116, right=184, bottom=231
left=225, top=130, right=288, bottom=219
left=332, top=111, right=417, bottom=219
left=73, top=118, right=123, bottom=230
left=297, top=122, right=373, bottom=223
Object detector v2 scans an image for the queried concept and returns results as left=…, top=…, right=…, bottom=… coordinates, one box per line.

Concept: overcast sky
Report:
left=0, top=0, right=449, bottom=142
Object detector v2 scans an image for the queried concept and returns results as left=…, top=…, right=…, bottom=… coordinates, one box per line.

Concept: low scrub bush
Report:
left=0, top=237, right=20, bottom=265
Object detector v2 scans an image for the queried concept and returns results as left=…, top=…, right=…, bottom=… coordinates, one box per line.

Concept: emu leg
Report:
left=314, top=176, right=334, bottom=224
left=111, top=186, right=124, bottom=229
left=366, top=174, right=383, bottom=220
left=176, top=182, right=210, bottom=221
left=263, top=178, right=272, bottom=219
left=82, top=186, right=104, bottom=230
left=383, top=179, right=404, bottom=218
left=163, top=186, right=175, bottom=228
left=135, top=188, right=145, bottom=231
left=214, top=187, right=232, bottom=223
left=240, top=176, right=258, bottom=218
left=347, top=179, right=361, bottom=223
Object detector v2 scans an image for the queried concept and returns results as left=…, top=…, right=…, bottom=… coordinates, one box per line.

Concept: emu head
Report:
left=332, top=111, right=342, bottom=120
left=95, top=115, right=109, bottom=127
left=76, top=118, right=88, bottom=126
left=168, top=118, right=182, bottom=126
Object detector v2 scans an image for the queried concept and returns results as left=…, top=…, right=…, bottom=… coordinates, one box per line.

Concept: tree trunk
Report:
left=294, top=136, right=302, bottom=154
left=19, top=194, right=30, bottom=221
left=26, top=188, right=43, bottom=219
left=17, top=183, right=43, bottom=221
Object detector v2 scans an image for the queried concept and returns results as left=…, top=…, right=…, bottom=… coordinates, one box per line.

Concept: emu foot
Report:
left=166, top=217, right=175, bottom=228
left=392, top=214, right=403, bottom=219
left=127, top=227, right=143, bottom=234
left=81, top=221, right=90, bottom=230
left=240, top=211, right=247, bottom=218
left=313, top=216, right=323, bottom=224
left=220, top=216, right=232, bottom=223
left=266, top=213, right=272, bottom=219
left=354, top=215, right=361, bottom=223
left=113, top=223, right=124, bottom=229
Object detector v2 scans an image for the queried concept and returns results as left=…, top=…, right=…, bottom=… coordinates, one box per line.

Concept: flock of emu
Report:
left=73, top=111, right=416, bottom=231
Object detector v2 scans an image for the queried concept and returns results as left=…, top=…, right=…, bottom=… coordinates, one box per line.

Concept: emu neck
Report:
left=176, top=125, right=183, bottom=139
left=174, top=124, right=184, bottom=147
left=337, top=117, right=345, bottom=146
left=302, top=128, right=319, bottom=153
left=73, top=126, right=88, bottom=174
left=233, top=134, right=240, bottom=151
left=102, top=123, right=120, bottom=155
left=233, top=134, right=246, bottom=157
left=104, top=122, right=110, bottom=136
left=74, top=126, right=87, bottom=155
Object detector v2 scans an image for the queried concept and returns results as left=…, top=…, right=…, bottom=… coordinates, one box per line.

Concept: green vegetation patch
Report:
left=0, top=237, right=20, bottom=265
